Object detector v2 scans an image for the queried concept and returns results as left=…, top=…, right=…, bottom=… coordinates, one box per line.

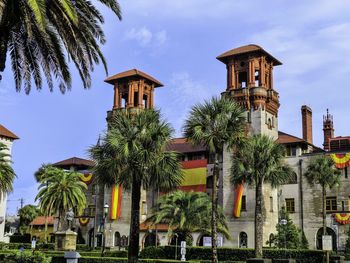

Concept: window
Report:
left=285, top=198, right=295, bottom=213
left=285, top=146, right=297, bottom=157
left=134, top=91, right=139, bottom=106
left=143, top=95, right=148, bottom=109
left=238, top=72, right=247, bottom=88
left=239, top=232, right=248, bottom=248
left=345, top=167, right=348, bottom=179
left=342, top=201, right=346, bottom=211
left=270, top=196, right=273, bottom=212
left=241, top=195, right=246, bottom=211
left=326, top=197, right=337, bottom=212
left=255, top=70, right=259, bottom=86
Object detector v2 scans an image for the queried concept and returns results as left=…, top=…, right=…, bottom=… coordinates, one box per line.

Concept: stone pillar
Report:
left=138, top=81, right=144, bottom=107
left=260, top=58, right=265, bottom=87
left=270, top=65, right=274, bottom=89
left=228, top=63, right=235, bottom=90
left=127, top=83, right=132, bottom=108
left=113, top=84, right=119, bottom=109
left=248, top=59, right=255, bottom=87
left=149, top=86, right=154, bottom=108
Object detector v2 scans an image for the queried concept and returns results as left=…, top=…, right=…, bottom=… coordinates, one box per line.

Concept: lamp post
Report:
left=101, top=203, right=109, bottom=256
left=280, top=218, right=287, bottom=259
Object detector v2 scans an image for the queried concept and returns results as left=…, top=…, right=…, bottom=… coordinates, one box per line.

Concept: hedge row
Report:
left=141, top=246, right=326, bottom=263
left=0, top=242, right=55, bottom=250
left=46, top=250, right=127, bottom=258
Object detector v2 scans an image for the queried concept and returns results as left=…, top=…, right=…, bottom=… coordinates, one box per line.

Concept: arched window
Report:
left=239, top=232, right=248, bottom=248
left=269, top=233, right=274, bottom=247
left=114, top=231, right=121, bottom=247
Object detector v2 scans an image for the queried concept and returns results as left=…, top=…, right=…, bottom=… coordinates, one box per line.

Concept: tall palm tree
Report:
left=0, top=0, right=121, bottom=93
left=146, top=190, right=230, bottom=246
left=183, top=96, right=245, bottom=263
left=304, top=155, right=341, bottom=237
left=230, top=134, right=294, bottom=258
left=0, top=142, right=16, bottom=197
left=89, top=109, right=183, bottom=263
left=35, top=167, right=87, bottom=231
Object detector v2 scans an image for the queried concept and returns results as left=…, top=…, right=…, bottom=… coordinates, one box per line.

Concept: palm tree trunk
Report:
left=255, top=182, right=263, bottom=258
left=128, top=178, right=141, bottom=263
left=211, top=153, right=219, bottom=263
left=322, top=186, right=326, bottom=236
left=44, top=215, right=48, bottom=243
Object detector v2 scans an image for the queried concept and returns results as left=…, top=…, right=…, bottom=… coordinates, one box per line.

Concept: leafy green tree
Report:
left=35, top=167, right=87, bottom=231
left=0, top=0, right=121, bottom=93
left=272, top=209, right=301, bottom=249
left=0, top=142, right=16, bottom=197
left=90, top=109, right=183, bottom=263
left=18, top=204, right=39, bottom=234
left=301, top=230, right=309, bottom=249
left=231, top=135, right=294, bottom=258
left=146, top=191, right=230, bottom=245
left=184, top=96, right=245, bottom=263
left=304, top=155, right=341, bottom=236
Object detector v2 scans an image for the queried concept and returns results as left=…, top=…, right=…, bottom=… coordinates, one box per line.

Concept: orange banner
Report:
left=330, top=153, right=350, bottom=169
left=79, top=217, right=90, bottom=226
left=110, top=185, right=122, bottom=220
left=233, top=184, right=244, bottom=218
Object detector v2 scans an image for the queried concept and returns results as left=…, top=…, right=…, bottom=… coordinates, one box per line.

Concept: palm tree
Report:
left=183, top=96, right=245, bottom=263
left=89, top=109, right=183, bottom=263
left=304, top=155, right=341, bottom=237
left=146, top=191, right=230, bottom=246
left=18, top=204, right=39, bottom=234
left=0, top=0, right=121, bottom=93
left=0, top=142, right=16, bottom=197
left=230, top=134, right=294, bottom=258
left=35, top=167, right=87, bottom=231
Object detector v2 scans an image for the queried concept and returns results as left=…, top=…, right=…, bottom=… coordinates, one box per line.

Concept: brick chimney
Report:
left=323, top=109, right=334, bottom=151
left=301, top=105, right=313, bottom=144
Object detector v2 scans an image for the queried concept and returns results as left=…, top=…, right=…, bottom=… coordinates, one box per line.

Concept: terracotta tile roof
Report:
left=105, top=68, right=163, bottom=87
left=0, top=124, right=19, bottom=140
left=140, top=222, right=170, bottom=231
left=53, top=157, right=95, bottom=168
left=167, top=138, right=207, bottom=153
left=216, top=44, right=282, bottom=65
left=30, top=216, right=54, bottom=226
left=277, top=131, right=305, bottom=144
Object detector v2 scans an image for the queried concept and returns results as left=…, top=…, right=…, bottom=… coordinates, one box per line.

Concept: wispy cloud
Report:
left=124, top=27, right=167, bottom=47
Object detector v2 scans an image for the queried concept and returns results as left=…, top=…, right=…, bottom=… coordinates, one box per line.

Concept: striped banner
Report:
left=80, top=173, right=93, bottom=185
left=233, top=184, right=244, bottom=218
left=110, top=185, right=122, bottom=220
left=334, top=213, right=350, bottom=225
left=330, top=153, right=350, bottom=169
left=180, top=159, right=207, bottom=192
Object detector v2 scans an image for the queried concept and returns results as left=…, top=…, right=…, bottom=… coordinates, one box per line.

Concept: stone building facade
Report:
left=56, top=44, right=349, bottom=251
left=0, top=124, right=18, bottom=242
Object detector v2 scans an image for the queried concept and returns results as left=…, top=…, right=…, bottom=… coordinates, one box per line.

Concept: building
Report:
left=29, top=216, right=55, bottom=243
left=0, top=124, right=19, bottom=242
left=57, top=44, right=349, bottom=251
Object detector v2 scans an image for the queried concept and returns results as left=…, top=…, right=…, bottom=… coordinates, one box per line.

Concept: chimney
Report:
left=323, top=109, right=334, bottom=151
left=301, top=105, right=313, bottom=144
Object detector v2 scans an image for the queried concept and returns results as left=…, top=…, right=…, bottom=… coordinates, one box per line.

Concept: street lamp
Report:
left=280, top=218, right=288, bottom=258
left=101, top=203, right=109, bottom=256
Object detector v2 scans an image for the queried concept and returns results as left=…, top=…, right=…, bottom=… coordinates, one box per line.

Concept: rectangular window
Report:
left=326, top=197, right=337, bottom=212
left=241, top=195, right=246, bottom=211
left=342, top=201, right=346, bottom=211
left=345, top=167, right=348, bottom=179
left=255, top=70, right=260, bottom=86
left=285, top=198, right=295, bottom=213
left=270, top=196, right=273, bottom=212
left=238, top=72, right=247, bottom=88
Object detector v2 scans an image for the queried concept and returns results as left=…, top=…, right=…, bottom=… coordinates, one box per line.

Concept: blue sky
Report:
left=1, top=0, right=350, bottom=214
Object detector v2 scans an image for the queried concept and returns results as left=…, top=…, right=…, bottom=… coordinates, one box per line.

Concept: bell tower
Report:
left=323, top=109, right=334, bottom=151
left=217, top=44, right=282, bottom=139
left=104, top=68, right=163, bottom=113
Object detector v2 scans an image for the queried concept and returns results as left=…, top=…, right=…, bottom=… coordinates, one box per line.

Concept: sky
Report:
left=1, top=0, right=350, bottom=215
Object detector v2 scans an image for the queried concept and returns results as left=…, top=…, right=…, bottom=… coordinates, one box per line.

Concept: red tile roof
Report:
left=30, top=216, right=54, bottom=226
left=53, top=157, right=95, bottom=168
left=167, top=138, right=207, bottom=153
left=277, top=131, right=305, bottom=144
left=105, top=69, right=163, bottom=87
left=216, top=44, right=282, bottom=65
left=0, top=124, right=19, bottom=140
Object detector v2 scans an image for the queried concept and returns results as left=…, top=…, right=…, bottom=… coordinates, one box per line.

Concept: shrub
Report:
left=140, top=247, right=166, bottom=259
left=4, top=251, right=51, bottom=263
left=9, top=234, right=31, bottom=243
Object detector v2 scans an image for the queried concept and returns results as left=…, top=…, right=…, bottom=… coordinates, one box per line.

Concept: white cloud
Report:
left=124, top=27, right=167, bottom=47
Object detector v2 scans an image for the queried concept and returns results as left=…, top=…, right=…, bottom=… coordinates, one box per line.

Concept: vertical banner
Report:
left=110, top=185, right=122, bottom=220
left=233, top=184, right=244, bottom=218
